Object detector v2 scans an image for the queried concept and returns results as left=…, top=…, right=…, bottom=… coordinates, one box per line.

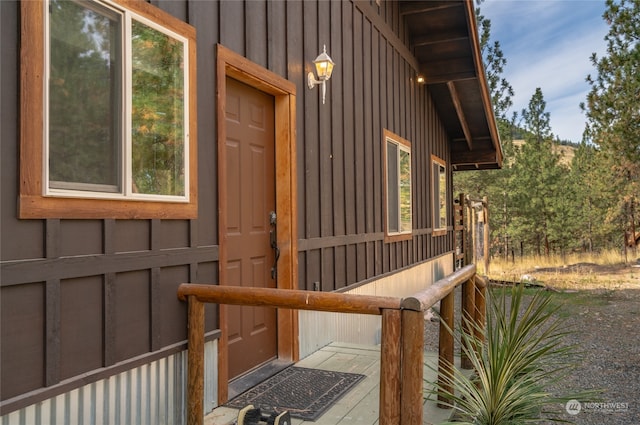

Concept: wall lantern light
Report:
left=307, top=45, right=335, bottom=104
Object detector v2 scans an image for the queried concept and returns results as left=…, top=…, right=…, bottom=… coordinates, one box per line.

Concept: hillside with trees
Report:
left=455, top=0, right=639, bottom=259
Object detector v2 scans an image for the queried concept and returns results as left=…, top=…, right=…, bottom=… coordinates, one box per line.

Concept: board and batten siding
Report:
left=1, top=0, right=455, bottom=421
left=293, top=0, right=454, bottom=292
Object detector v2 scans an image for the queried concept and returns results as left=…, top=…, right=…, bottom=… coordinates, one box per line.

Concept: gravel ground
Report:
left=423, top=280, right=640, bottom=425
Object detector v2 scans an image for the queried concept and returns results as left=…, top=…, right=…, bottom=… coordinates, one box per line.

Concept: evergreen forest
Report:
left=455, top=0, right=640, bottom=259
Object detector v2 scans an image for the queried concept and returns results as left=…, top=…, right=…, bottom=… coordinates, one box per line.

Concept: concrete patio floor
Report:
left=205, top=342, right=460, bottom=425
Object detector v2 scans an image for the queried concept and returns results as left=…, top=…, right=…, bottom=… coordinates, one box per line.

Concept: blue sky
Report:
left=479, top=0, right=609, bottom=144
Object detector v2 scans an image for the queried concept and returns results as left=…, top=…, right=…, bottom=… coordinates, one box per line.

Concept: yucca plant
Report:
left=430, top=285, right=589, bottom=424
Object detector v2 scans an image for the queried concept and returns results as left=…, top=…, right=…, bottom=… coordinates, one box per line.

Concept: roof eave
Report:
left=461, top=0, right=503, bottom=170
left=402, top=0, right=503, bottom=171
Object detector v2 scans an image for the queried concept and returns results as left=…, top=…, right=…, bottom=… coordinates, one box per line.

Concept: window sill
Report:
left=19, top=194, right=197, bottom=219
left=384, top=232, right=413, bottom=243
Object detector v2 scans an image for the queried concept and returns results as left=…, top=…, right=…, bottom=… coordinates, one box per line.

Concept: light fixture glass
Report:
left=314, top=48, right=334, bottom=80
left=308, top=45, right=335, bottom=104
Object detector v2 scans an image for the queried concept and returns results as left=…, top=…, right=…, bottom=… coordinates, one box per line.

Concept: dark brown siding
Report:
left=114, top=270, right=151, bottom=363
left=0, top=283, right=45, bottom=400
left=1, top=0, right=220, bottom=409
left=293, top=1, right=454, bottom=291
left=59, top=276, right=104, bottom=380
left=1, top=0, right=455, bottom=410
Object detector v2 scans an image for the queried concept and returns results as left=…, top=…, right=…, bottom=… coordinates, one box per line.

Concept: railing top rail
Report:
left=401, top=264, right=476, bottom=312
left=177, top=284, right=402, bottom=315
left=178, top=264, right=476, bottom=316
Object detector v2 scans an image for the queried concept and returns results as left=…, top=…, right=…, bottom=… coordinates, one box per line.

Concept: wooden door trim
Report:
left=216, top=44, right=298, bottom=404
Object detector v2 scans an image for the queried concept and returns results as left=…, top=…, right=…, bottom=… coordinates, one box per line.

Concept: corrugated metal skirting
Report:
left=299, top=254, right=453, bottom=358
left=1, top=340, right=218, bottom=425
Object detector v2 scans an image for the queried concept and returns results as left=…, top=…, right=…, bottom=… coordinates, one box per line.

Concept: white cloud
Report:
left=481, top=0, right=609, bottom=143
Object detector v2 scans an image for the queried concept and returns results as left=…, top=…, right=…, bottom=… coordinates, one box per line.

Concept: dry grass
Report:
left=483, top=249, right=640, bottom=290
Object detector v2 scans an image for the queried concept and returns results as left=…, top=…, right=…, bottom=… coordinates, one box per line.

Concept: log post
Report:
left=456, top=193, right=466, bottom=268
left=461, top=277, right=475, bottom=369
left=464, top=195, right=472, bottom=266
left=437, top=289, right=454, bottom=407
left=187, top=296, right=205, bottom=425
left=470, top=199, right=477, bottom=265
left=379, top=309, right=402, bottom=425
left=483, top=196, right=490, bottom=275
left=474, top=275, right=487, bottom=347
left=400, top=309, right=424, bottom=425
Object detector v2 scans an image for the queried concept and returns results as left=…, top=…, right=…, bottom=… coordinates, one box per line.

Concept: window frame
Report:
left=383, top=129, right=412, bottom=242
left=20, top=0, right=198, bottom=219
left=432, top=154, right=448, bottom=236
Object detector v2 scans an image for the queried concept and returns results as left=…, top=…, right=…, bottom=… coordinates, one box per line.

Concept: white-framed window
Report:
left=46, top=0, right=188, bottom=200
left=432, top=155, right=448, bottom=234
left=383, top=129, right=412, bottom=241
left=20, top=0, right=197, bottom=219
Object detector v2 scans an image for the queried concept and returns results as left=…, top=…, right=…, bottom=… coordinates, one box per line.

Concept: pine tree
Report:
left=510, top=89, right=565, bottom=256
left=582, top=0, right=640, bottom=255
left=476, top=9, right=514, bottom=121
left=571, top=144, right=621, bottom=251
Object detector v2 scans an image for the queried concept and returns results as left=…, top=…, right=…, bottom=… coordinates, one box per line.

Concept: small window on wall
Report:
left=432, top=155, right=448, bottom=235
left=383, top=130, right=412, bottom=242
left=20, top=0, right=197, bottom=219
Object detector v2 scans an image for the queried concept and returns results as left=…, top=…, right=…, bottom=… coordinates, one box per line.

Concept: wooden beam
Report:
left=474, top=275, right=488, bottom=347
left=412, top=32, right=468, bottom=48
left=420, top=62, right=476, bottom=84
left=177, top=284, right=403, bottom=315
left=399, top=1, right=461, bottom=16
left=447, top=81, right=473, bottom=151
left=437, top=289, right=454, bottom=407
left=379, top=309, right=402, bottom=425
left=451, top=149, right=498, bottom=166
left=400, top=309, right=424, bottom=424
left=187, top=296, right=205, bottom=425
left=452, top=135, right=493, bottom=144
left=461, top=277, right=475, bottom=369
left=400, top=264, right=476, bottom=311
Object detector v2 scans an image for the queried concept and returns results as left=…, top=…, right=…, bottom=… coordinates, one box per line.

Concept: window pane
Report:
left=49, top=0, right=121, bottom=190
left=399, top=149, right=412, bottom=233
left=386, top=141, right=399, bottom=233
left=131, top=20, right=185, bottom=196
left=433, top=160, right=447, bottom=230
left=439, top=164, right=447, bottom=229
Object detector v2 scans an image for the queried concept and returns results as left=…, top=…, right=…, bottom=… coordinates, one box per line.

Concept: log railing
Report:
left=177, top=263, right=483, bottom=425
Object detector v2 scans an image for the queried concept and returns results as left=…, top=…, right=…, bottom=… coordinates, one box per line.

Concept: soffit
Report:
left=400, top=0, right=502, bottom=170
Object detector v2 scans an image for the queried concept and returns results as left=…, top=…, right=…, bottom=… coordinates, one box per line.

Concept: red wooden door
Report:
left=224, top=77, right=277, bottom=379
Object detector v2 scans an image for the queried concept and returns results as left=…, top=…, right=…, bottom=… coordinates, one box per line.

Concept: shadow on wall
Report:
left=434, top=261, right=445, bottom=282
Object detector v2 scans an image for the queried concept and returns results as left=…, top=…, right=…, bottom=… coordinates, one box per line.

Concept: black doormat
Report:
left=225, top=366, right=365, bottom=421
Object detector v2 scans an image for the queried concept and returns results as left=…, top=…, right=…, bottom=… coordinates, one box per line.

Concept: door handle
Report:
left=269, top=211, right=280, bottom=280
